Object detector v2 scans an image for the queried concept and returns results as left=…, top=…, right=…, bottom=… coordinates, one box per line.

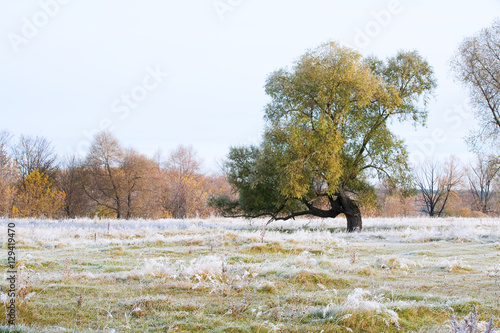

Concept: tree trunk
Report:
left=337, top=190, right=362, bottom=232
left=273, top=191, right=363, bottom=232
left=126, top=193, right=132, bottom=219
left=345, top=211, right=362, bottom=232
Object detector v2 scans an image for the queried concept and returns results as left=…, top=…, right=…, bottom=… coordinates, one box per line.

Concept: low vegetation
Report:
left=0, top=217, right=498, bottom=332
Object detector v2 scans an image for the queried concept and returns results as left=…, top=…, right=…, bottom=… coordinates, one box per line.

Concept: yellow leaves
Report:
left=292, top=41, right=381, bottom=116
left=11, top=206, right=19, bottom=218
left=15, top=169, right=66, bottom=218
left=268, top=111, right=344, bottom=199
left=182, top=176, right=199, bottom=187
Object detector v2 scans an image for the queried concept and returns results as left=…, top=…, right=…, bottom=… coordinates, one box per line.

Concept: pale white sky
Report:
left=1, top=0, right=499, bottom=172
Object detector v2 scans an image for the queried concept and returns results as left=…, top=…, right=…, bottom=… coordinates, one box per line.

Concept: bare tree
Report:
left=451, top=18, right=500, bottom=149
left=12, top=135, right=58, bottom=180
left=0, top=131, right=17, bottom=216
left=165, top=145, right=201, bottom=179
left=415, top=157, right=463, bottom=217
left=121, top=148, right=157, bottom=219
left=83, top=131, right=125, bottom=218
left=83, top=131, right=160, bottom=219
left=0, top=131, right=12, bottom=169
left=467, top=154, right=500, bottom=214
left=58, top=155, right=91, bottom=218
left=161, top=145, right=203, bottom=218
left=152, top=148, right=164, bottom=170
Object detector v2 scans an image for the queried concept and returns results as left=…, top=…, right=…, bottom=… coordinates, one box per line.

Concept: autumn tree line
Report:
left=0, top=129, right=498, bottom=220
left=0, top=130, right=232, bottom=219
left=379, top=155, right=500, bottom=218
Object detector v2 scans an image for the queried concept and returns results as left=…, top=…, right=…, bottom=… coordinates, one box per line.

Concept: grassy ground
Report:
left=0, top=217, right=499, bottom=332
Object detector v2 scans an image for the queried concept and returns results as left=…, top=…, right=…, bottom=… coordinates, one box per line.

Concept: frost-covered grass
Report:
left=0, top=217, right=499, bottom=332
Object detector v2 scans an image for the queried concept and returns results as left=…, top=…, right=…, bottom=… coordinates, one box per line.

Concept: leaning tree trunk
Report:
left=337, top=191, right=362, bottom=232
left=345, top=210, right=362, bottom=232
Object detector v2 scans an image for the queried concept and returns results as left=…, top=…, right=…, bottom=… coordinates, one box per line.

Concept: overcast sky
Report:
left=1, top=0, right=499, bottom=172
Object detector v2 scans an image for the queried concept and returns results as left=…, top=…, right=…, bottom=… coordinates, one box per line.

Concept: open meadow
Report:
left=1, top=217, right=499, bottom=332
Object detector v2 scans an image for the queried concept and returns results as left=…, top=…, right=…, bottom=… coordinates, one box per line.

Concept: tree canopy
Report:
left=212, top=42, right=436, bottom=231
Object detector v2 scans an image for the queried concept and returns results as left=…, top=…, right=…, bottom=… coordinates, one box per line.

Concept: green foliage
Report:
left=224, top=145, right=287, bottom=217
left=219, top=42, right=436, bottom=224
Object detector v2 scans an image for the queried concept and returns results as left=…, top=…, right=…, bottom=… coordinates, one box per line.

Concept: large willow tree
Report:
left=213, top=42, right=436, bottom=232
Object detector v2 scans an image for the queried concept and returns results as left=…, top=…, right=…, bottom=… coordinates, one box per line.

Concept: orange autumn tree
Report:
left=13, top=169, right=65, bottom=218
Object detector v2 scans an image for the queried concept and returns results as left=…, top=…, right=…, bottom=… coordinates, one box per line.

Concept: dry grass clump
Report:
left=309, top=288, right=401, bottom=330
left=375, top=256, right=418, bottom=270
left=440, top=259, right=473, bottom=272
left=450, top=306, right=496, bottom=333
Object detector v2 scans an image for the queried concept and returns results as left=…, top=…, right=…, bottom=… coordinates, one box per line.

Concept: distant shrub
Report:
left=471, top=210, right=488, bottom=218
left=452, top=207, right=488, bottom=218
left=457, top=207, right=472, bottom=218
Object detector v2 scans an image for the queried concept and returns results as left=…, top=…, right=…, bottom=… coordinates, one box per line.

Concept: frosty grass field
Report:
left=0, top=217, right=499, bottom=332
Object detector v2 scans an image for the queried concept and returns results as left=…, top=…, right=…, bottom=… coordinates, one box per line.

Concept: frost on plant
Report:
left=450, top=306, right=496, bottom=333
left=318, top=288, right=400, bottom=328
